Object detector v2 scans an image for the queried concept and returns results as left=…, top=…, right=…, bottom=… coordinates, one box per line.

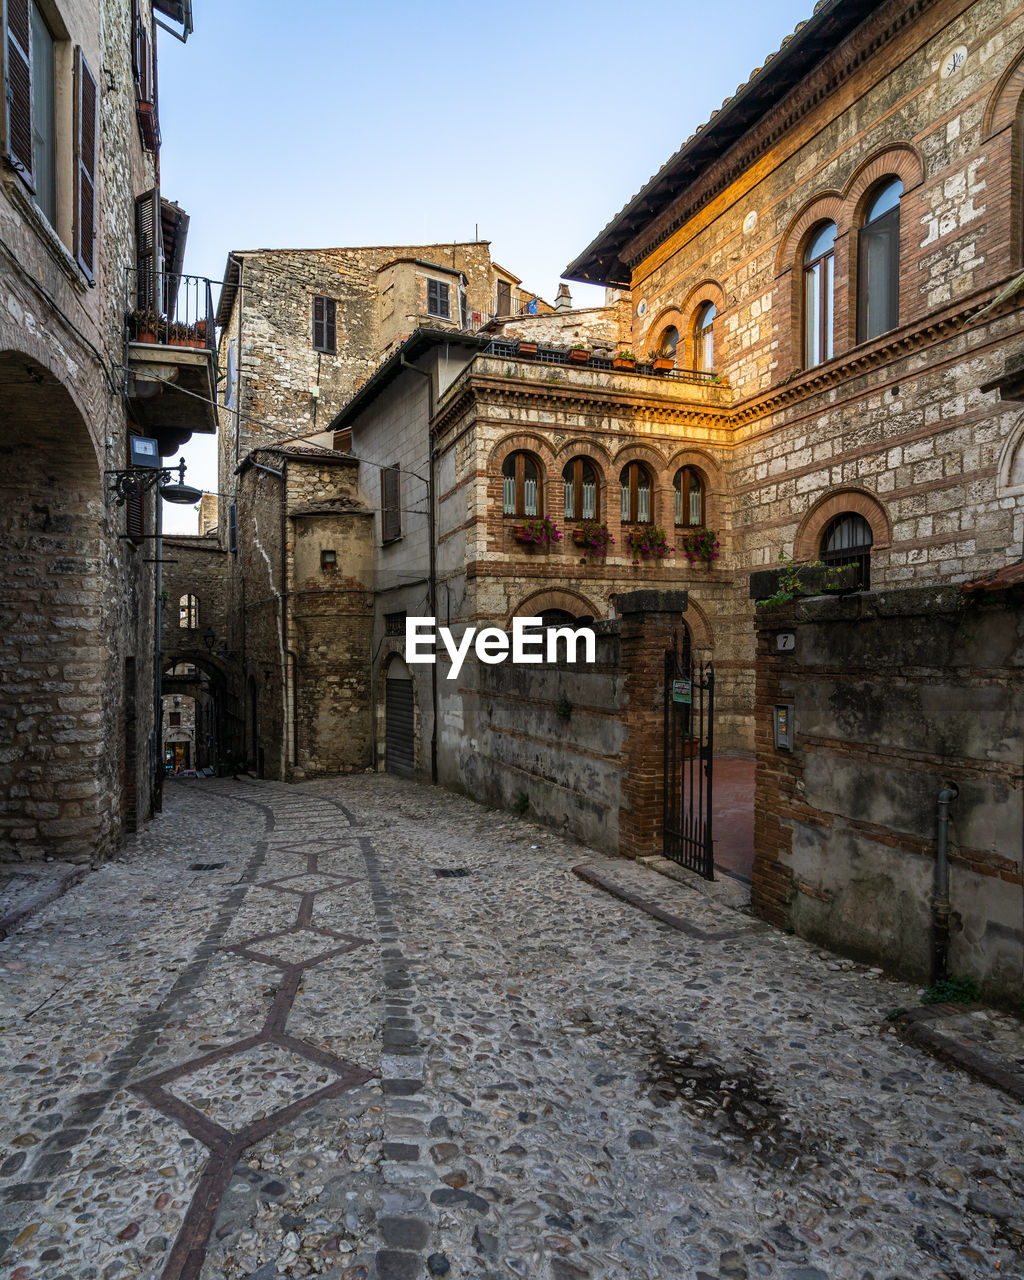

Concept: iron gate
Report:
left=663, top=636, right=715, bottom=879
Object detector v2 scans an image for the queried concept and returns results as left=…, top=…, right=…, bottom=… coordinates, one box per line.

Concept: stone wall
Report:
left=0, top=0, right=166, bottom=861
left=750, top=583, right=1024, bottom=1002
left=619, top=0, right=1024, bottom=590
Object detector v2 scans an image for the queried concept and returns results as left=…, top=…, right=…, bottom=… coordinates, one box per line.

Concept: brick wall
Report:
left=750, top=583, right=1024, bottom=1002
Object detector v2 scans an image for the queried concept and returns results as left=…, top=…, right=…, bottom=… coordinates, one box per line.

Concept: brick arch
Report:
left=678, top=280, right=727, bottom=369
left=611, top=441, right=669, bottom=469
left=665, top=447, right=727, bottom=490
left=556, top=443, right=615, bottom=525
left=552, top=436, right=613, bottom=464
left=643, top=305, right=685, bottom=361
left=774, top=192, right=846, bottom=279
left=509, top=587, right=601, bottom=627
left=775, top=193, right=848, bottom=376
left=843, top=143, right=925, bottom=215
left=983, top=47, right=1024, bottom=140
left=793, top=489, right=891, bottom=562
left=487, top=431, right=557, bottom=472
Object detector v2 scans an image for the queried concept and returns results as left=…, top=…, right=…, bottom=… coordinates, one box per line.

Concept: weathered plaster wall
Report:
left=751, top=584, right=1024, bottom=1002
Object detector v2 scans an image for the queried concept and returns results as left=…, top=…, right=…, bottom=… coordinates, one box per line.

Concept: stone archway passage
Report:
left=0, top=352, right=110, bottom=861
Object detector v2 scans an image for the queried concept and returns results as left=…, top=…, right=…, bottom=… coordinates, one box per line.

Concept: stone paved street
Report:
left=1, top=775, right=1022, bottom=1280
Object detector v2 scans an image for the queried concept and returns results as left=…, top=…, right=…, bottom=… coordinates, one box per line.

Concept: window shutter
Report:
left=132, top=0, right=142, bottom=82
left=135, top=189, right=158, bottom=309
left=4, top=0, right=34, bottom=186
left=228, top=503, right=238, bottom=552
left=381, top=465, right=401, bottom=543
left=74, top=49, right=98, bottom=279
left=439, top=282, right=449, bottom=318
left=325, top=297, right=336, bottom=353
left=313, top=295, right=324, bottom=349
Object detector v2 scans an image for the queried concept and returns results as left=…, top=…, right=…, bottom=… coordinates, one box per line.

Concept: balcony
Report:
left=125, top=268, right=219, bottom=451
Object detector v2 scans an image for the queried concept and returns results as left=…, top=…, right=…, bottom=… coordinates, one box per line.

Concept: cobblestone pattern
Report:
left=0, top=775, right=1022, bottom=1280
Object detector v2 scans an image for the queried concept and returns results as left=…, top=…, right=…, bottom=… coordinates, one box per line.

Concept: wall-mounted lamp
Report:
left=106, top=440, right=203, bottom=506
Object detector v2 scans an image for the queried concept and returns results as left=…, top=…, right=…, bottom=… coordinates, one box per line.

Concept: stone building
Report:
left=0, top=0, right=214, bottom=861
left=206, top=242, right=551, bottom=779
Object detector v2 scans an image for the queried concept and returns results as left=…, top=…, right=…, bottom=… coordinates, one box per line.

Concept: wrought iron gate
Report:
left=663, top=635, right=715, bottom=879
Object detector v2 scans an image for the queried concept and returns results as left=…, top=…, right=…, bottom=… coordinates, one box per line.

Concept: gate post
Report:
left=617, top=590, right=688, bottom=861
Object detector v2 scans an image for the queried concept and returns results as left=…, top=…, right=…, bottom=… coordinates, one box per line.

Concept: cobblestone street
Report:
left=1, top=775, right=1022, bottom=1280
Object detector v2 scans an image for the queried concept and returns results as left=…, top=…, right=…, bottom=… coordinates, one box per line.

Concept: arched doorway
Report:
left=0, top=351, right=113, bottom=860
left=384, top=655, right=415, bottom=779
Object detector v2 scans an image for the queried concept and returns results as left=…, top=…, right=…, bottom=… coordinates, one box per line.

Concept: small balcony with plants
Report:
left=125, top=266, right=219, bottom=452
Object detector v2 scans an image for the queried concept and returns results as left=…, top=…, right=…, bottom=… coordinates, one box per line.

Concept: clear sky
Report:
left=158, top=0, right=814, bottom=531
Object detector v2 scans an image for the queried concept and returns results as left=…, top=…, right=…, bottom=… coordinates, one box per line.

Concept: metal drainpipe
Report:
left=400, top=354, right=438, bottom=784
left=933, top=782, right=959, bottom=981
left=279, top=456, right=297, bottom=778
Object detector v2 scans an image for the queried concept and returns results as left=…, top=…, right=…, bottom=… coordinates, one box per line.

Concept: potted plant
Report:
left=574, top=520, right=614, bottom=562
left=624, top=523, right=673, bottom=563
left=168, top=321, right=199, bottom=346
left=568, top=343, right=590, bottom=364
left=652, top=353, right=674, bottom=372
left=517, top=339, right=539, bottom=358
left=513, top=517, right=563, bottom=548
left=129, top=308, right=162, bottom=342
left=613, top=349, right=637, bottom=370
left=680, top=526, right=721, bottom=565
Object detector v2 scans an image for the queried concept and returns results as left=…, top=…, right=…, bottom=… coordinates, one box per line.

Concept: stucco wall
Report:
left=751, top=584, right=1024, bottom=1002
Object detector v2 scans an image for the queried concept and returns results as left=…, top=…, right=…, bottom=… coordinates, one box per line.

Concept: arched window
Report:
left=562, top=456, right=599, bottom=521
left=804, top=221, right=836, bottom=367
left=502, top=451, right=541, bottom=517
left=820, top=512, right=873, bottom=589
left=179, top=594, right=199, bottom=629
left=673, top=467, right=705, bottom=527
left=857, top=178, right=902, bottom=343
left=656, top=325, right=679, bottom=364
left=693, top=302, right=716, bottom=371
left=620, top=462, right=653, bottom=524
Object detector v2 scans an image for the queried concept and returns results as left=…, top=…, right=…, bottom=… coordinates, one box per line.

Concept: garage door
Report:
left=385, top=679, right=414, bottom=779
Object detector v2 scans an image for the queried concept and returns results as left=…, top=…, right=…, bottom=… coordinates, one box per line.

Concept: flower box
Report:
left=613, top=356, right=636, bottom=370
left=568, top=348, right=590, bottom=364
left=512, top=517, right=563, bottom=549
left=517, top=341, right=538, bottom=357
left=572, top=528, right=588, bottom=546
left=652, top=356, right=674, bottom=372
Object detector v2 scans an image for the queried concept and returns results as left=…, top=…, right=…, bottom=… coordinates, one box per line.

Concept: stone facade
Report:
left=230, top=447, right=374, bottom=781
left=0, top=0, right=205, bottom=861
left=750, top=582, right=1023, bottom=1002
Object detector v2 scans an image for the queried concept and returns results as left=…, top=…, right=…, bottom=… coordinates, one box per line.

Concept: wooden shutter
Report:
left=74, top=49, right=98, bottom=279
left=135, top=189, right=159, bottom=309
left=4, top=0, right=34, bottom=185
left=381, top=465, right=401, bottom=543
left=313, top=295, right=325, bottom=349
left=324, top=297, right=336, bottom=352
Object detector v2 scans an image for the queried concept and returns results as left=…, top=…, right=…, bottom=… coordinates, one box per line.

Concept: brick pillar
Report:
left=617, top=590, right=688, bottom=861
left=750, top=609, right=797, bottom=926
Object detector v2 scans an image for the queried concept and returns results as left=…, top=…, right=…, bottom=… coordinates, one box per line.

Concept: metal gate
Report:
left=385, top=678, right=415, bottom=779
left=663, top=635, right=715, bottom=879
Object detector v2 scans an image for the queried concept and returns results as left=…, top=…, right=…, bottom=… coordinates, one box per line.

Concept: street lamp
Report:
left=106, top=454, right=203, bottom=506
left=202, top=626, right=216, bottom=652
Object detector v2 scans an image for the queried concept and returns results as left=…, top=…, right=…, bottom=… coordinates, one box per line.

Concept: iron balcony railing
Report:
left=482, top=339, right=723, bottom=386
left=463, top=296, right=542, bottom=332
left=125, top=267, right=217, bottom=354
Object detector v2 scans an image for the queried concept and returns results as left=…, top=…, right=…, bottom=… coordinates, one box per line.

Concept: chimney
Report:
left=554, top=282, right=572, bottom=312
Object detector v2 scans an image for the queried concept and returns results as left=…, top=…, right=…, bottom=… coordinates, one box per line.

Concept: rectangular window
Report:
left=385, top=611, right=406, bottom=637
left=30, top=2, right=55, bottom=224
left=426, top=279, right=450, bottom=318
left=5, top=0, right=35, bottom=186
left=169, top=711, right=181, bottom=727
left=74, top=48, right=98, bottom=278
left=320, top=549, right=337, bottom=571
left=227, top=503, right=238, bottom=553
left=381, top=464, right=401, bottom=543
left=313, top=295, right=337, bottom=352
left=133, top=0, right=159, bottom=150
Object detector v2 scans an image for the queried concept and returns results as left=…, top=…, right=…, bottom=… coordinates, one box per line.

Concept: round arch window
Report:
left=804, top=221, right=837, bottom=368
left=620, top=461, right=653, bottom=524
left=656, top=325, right=679, bottom=363
left=820, top=512, right=873, bottom=589
left=693, top=302, right=716, bottom=372
left=502, top=451, right=541, bottom=517
left=562, top=456, right=599, bottom=521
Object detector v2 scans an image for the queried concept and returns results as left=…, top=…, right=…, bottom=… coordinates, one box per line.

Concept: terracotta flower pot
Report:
left=517, top=342, right=538, bottom=357
left=568, top=349, right=590, bottom=363
left=613, top=357, right=636, bottom=370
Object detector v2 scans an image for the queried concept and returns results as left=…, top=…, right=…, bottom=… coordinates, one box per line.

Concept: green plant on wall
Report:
left=755, top=552, right=847, bottom=608
left=513, top=791, right=529, bottom=815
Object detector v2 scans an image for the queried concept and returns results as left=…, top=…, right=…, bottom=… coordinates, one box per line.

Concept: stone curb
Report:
left=571, top=862, right=753, bottom=941
left=0, top=866, right=91, bottom=940
left=892, top=1004, right=1024, bottom=1104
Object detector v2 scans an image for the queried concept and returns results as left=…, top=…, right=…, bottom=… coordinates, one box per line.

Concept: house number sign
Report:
left=776, top=631, right=796, bottom=652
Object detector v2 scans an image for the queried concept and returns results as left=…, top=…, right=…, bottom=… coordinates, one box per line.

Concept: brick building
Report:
left=207, top=243, right=552, bottom=779
left=0, top=0, right=214, bottom=861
